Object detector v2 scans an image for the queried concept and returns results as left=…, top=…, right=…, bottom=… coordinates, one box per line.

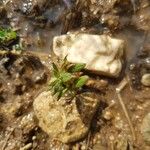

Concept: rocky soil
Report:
left=0, top=0, right=150, bottom=150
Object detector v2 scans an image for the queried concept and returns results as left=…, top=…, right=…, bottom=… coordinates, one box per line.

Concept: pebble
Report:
left=32, top=136, right=36, bottom=140
left=109, top=135, right=115, bottom=141
left=81, top=145, right=86, bottom=150
left=20, top=143, right=32, bottom=150
left=103, top=110, right=113, bottom=120
left=141, top=74, right=150, bottom=86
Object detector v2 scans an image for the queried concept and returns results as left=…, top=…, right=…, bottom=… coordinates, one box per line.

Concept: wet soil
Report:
left=0, top=0, right=150, bottom=150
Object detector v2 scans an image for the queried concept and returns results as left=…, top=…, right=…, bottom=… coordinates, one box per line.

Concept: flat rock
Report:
left=33, top=91, right=99, bottom=143
left=53, top=33, right=124, bottom=77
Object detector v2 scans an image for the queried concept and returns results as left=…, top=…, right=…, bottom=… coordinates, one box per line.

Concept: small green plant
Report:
left=0, top=28, right=17, bottom=46
left=49, top=56, right=89, bottom=100
left=0, top=27, right=24, bottom=52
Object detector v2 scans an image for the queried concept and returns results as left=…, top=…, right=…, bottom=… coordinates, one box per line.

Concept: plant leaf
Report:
left=57, top=90, right=63, bottom=100
left=49, top=79, right=57, bottom=89
left=62, top=88, right=68, bottom=95
left=75, top=75, right=89, bottom=88
left=68, top=63, right=86, bottom=73
left=60, top=72, right=72, bottom=82
left=57, top=88, right=68, bottom=100
left=61, top=55, right=68, bottom=70
left=0, top=28, right=17, bottom=45
left=52, top=80, right=62, bottom=95
left=52, top=63, right=59, bottom=77
left=6, top=30, right=17, bottom=41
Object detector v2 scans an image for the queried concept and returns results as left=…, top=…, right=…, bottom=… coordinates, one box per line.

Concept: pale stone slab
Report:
left=53, top=34, right=125, bottom=77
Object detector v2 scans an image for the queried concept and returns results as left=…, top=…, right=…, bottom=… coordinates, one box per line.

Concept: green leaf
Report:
left=7, top=30, right=17, bottom=40
left=57, top=88, right=68, bottom=100
left=57, top=90, right=63, bottom=100
left=49, top=79, right=57, bottom=89
left=61, top=55, right=68, bottom=70
left=75, top=75, right=89, bottom=88
left=52, top=63, right=59, bottom=77
left=51, top=80, right=61, bottom=95
left=60, top=72, right=72, bottom=82
left=49, top=58, right=88, bottom=100
left=68, top=63, right=86, bottom=73
left=0, top=28, right=17, bottom=45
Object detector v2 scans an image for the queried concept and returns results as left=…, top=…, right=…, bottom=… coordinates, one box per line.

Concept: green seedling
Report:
left=49, top=56, right=89, bottom=100
left=0, top=28, right=17, bottom=46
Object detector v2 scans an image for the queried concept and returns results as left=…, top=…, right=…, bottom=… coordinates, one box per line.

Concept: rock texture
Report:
left=141, top=74, right=150, bottom=87
left=141, top=113, right=150, bottom=144
left=33, top=91, right=99, bottom=143
left=53, top=34, right=124, bottom=77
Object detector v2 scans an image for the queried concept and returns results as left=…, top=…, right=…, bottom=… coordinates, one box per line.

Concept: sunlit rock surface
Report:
left=141, top=74, right=150, bottom=87
left=33, top=91, right=99, bottom=143
left=141, top=112, right=150, bottom=144
left=53, top=34, right=124, bottom=77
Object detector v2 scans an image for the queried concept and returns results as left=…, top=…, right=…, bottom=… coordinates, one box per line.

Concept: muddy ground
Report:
left=0, top=0, right=150, bottom=150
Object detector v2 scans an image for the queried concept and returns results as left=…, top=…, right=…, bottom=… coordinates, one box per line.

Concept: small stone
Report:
left=20, top=143, right=32, bottom=150
left=141, top=112, right=150, bottom=144
left=19, top=112, right=36, bottom=134
left=103, top=110, right=113, bottom=120
left=81, top=145, right=86, bottom=150
left=32, top=71, right=47, bottom=84
left=32, top=136, right=36, bottom=140
left=109, top=135, right=115, bottom=141
left=129, top=63, right=136, bottom=71
left=86, top=79, right=108, bottom=89
left=141, top=74, right=150, bottom=86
